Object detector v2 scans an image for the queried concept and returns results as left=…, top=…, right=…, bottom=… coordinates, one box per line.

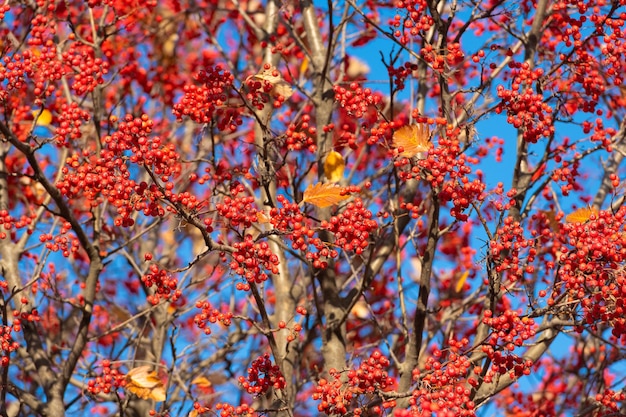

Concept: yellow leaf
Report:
left=565, top=207, right=598, bottom=224
left=192, top=376, right=213, bottom=388
left=302, top=182, right=349, bottom=208
left=33, top=109, right=52, bottom=126
left=392, top=124, right=430, bottom=157
left=455, top=270, right=469, bottom=293
left=125, top=366, right=166, bottom=402
left=323, top=151, right=345, bottom=183
left=299, top=57, right=309, bottom=75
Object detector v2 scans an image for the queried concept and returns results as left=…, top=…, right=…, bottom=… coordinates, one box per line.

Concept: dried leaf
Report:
left=323, top=151, right=345, bottom=183
left=392, top=124, right=430, bottom=157
left=256, top=211, right=270, bottom=224
left=565, top=207, right=598, bottom=224
left=251, top=66, right=293, bottom=99
left=192, top=376, right=213, bottom=388
left=455, top=270, right=469, bottom=293
left=302, top=182, right=349, bottom=208
left=125, top=366, right=166, bottom=402
left=351, top=300, right=369, bottom=319
left=33, top=109, right=52, bottom=126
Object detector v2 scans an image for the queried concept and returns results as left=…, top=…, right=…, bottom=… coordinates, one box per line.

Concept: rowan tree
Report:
left=1, top=0, right=626, bottom=416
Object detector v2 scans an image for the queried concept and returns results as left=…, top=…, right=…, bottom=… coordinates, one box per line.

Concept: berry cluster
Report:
left=411, top=339, right=475, bottom=416
left=481, top=310, right=536, bottom=379
left=557, top=208, right=626, bottom=337
left=215, top=192, right=259, bottom=230
left=0, top=325, right=20, bottom=367
left=387, top=62, right=418, bottom=91
left=238, top=353, right=285, bottom=396
left=490, top=216, right=537, bottom=282
left=213, top=402, right=256, bottom=417
left=230, top=234, right=279, bottom=286
left=495, top=65, right=553, bottom=143
left=174, top=66, right=243, bottom=132
left=334, top=82, right=382, bottom=118
left=390, top=0, right=432, bottom=42
left=284, top=114, right=317, bottom=152
left=270, top=195, right=335, bottom=269
left=86, top=360, right=126, bottom=396
left=313, top=351, right=395, bottom=416
left=39, top=221, right=80, bottom=258
left=58, top=114, right=180, bottom=227
left=320, top=198, right=377, bottom=255
left=54, top=101, right=91, bottom=146
left=142, top=264, right=180, bottom=305
left=193, top=300, right=233, bottom=335
left=0, top=209, right=35, bottom=240
left=396, top=124, right=485, bottom=221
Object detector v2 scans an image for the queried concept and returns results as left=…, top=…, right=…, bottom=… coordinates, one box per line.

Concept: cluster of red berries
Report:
left=284, top=114, right=317, bottom=152
left=0, top=209, right=35, bottom=240
left=230, top=234, right=279, bottom=286
left=550, top=159, right=582, bottom=196
left=391, top=0, right=432, bottom=42
left=86, top=360, right=125, bottom=396
left=0, top=325, right=20, bottom=367
left=387, top=62, right=418, bottom=91
left=320, top=198, right=377, bottom=255
left=142, top=264, right=180, bottom=305
left=215, top=194, right=259, bottom=230
left=334, top=82, right=382, bottom=119
left=411, top=339, right=475, bottom=416
left=174, top=66, right=241, bottom=131
left=58, top=114, right=179, bottom=227
left=313, top=351, right=395, bottom=416
left=193, top=300, right=233, bottom=335
left=495, top=65, right=553, bottom=143
left=62, top=43, right=109, bottom=96
left=39, top=221, right=80, bottom=258
left=483, top=309, right=537, bottom=353
left=270, top=195, right=335, bottom=269
left=558, top=208, right=626, bottom=337
left=54, top=101, right=90, bottom=146
left=490, top=215, right=537, bottom=282
left=213, top=402, right=255, bottom=417
left=238, top=353, right=285, bottom=396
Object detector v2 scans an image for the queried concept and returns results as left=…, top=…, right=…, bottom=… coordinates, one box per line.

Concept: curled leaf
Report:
left=250, top=66, right=293, bottom=99
left=323, top=151, right=345, bottom=183
left=565, top=206, right=598, bottom=224
left=302, top=182, right=349, bottom=208
left=125, top=366, right=166, bottom=402
left=392, top=123, right=430, bottom=157
left=33, top=109, right=52, bottom=126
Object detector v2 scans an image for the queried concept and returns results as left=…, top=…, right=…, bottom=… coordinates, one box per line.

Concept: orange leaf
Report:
left=455, top=270, right=469, bottom=293
left=125, top=366, right=166, bottom=402
left=302, top=182, right=349, bottom=208
left=565, top=207, right=598, bottom=224
left=392, top=124, right=430, bottom=157
left=323, top=151, right=345, bottom=183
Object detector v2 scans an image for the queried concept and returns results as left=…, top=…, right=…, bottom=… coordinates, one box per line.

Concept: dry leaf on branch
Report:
left=125, top=366, right=166, bottom=402
left=249, top=66, right=293, bottom=100
left=33, top=109, right=52, bottom=126
left=565, top=206, right=598, bottom=224
left=454, top=270, right=470, bottom=293
left=302, top=182, right=349, bottom=208
left=323, top=151, right=345, bottom=183
left=392, top=123, right=431, bottom=158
